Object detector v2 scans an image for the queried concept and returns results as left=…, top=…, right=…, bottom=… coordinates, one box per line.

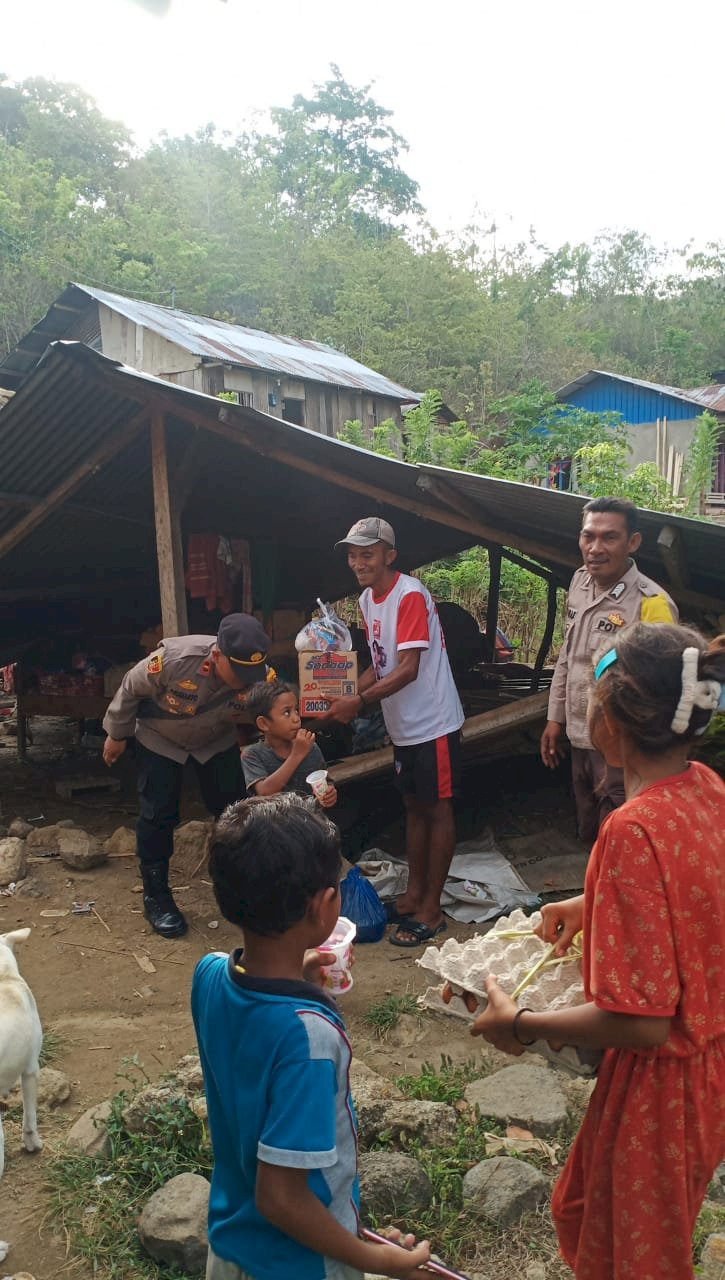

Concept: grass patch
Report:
left=395, top=1055, right=489, bottom=1104
left=693, top=1198, right=725, bottom=1266
left=362, top=993, right=419, bottom=1038
left=39, top=1026, right=65, bottom=1066
left=47, top=1080, right=211, bottom=1279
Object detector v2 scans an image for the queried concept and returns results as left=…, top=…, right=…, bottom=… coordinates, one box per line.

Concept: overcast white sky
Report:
left=4, top=0, right=724, bottom=253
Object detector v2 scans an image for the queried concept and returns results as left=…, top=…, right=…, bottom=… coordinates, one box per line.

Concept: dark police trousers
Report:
left=136, top=740, right=244, bottom=866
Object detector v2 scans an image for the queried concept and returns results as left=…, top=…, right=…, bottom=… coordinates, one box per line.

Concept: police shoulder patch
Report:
left=610, top=582, right=626, bottom=601
left=147, top=654, right=163, bottom=675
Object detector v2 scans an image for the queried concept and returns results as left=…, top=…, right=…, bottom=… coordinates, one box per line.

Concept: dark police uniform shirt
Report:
left=103, top=635, right=267, bottom=764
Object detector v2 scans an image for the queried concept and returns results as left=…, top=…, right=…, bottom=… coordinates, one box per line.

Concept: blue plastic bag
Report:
left=340, top=866, right=387, bottom=943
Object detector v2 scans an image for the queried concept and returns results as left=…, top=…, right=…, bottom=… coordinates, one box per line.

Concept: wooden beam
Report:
left=151, top=410, right=189, bottom=638
left=657, top=524, right=689, bottom=592
left=484, top=547, right=502, bottom=662
left=329, top=691, right=550, bottom=786
left=209, top=406, right=580, bottom=570
left=531, top=579, right=560, bottom=692
left=0, top=489, right=151, bottom=529
left=0, top=407, right=149, bottom=563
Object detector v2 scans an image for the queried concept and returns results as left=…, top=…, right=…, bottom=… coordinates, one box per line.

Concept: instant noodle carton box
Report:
left=298, top=651, right=358, bottom=717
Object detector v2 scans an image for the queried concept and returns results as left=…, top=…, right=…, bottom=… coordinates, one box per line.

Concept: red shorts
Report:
left=393, top=731, right=461, bottom=804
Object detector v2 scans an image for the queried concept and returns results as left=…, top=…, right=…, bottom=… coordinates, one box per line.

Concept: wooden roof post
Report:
left=151, top=409, right=189, bottom=638
left=484, top=547, right=502, bottom=663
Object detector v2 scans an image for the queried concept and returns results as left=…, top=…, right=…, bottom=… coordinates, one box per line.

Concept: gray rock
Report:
left=354, top=1074, right=457, bottom=1148
left=462, top=1156, right=549, bottom=1225
left=351, top=1061, right=403, bottom=1145
left=10, top=1066, right=71, bottom=1109
left=14, top=875, right=43, bottom=898
left=56, top=818, right=77, bottom=829
left=358, top=1152, right=433, bottom=1219
left=174, top=1054, right=204, bottom=1092
left=66, top=1099, right=113, bottom=1158
left=0, top=836, right=27, bottom=885
left=701, top=1232, right=725, bottom=1278
left=122, top=1057, right=207, bottom=1133
left=351, top=1061, right=404, bottom=1105
left=38, top=1066, right=71, bottom=1106
left=708, top=1162, right=725, bottom=1204
left=104, top=826, right=137, bottom=857
left=464, top=1064, right=568, bottom=1137
left=57, top=829, right=108, bottom=871
left=138, top=1172, right=209, bottom=1273
left=174, top=821, right=211, bottom=867
left=525, top=1263, right=547, bottom=1280
left=122, top=1082, right=189, bottom=1134
left=9, top=817, right=33, bottom=839
left=26, top=824, right=62, bottom=854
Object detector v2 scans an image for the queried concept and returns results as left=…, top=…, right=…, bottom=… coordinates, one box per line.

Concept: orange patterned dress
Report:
left=552, top=761, right=725, bottom=1279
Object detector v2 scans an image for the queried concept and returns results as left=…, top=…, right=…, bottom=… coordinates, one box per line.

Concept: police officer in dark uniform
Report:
left=103, top=614, right=272, bottom=938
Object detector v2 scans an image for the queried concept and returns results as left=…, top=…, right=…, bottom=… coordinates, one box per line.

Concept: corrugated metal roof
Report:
left=685, top=384, right=725, bottom=415
left=557, top=369, right=725, bottom=418
left=417, top=464, right=725, bottom=614
left=0, top=281, right=421, bottom=401
left=0, top=343, right=722, bottom=615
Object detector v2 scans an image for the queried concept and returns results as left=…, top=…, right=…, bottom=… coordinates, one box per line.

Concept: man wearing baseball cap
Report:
left=328, top=517, right=464, bottom=946
left=103, top=613, right=272, bottom=937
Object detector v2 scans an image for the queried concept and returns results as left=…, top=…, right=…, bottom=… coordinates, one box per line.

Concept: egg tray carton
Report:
left=417, top=909, right=601, bottom=1078
left=416, top=909, right=585, bottom=1011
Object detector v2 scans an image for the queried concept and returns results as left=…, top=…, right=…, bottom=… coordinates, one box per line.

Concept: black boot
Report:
left=140, top=860, right=188, bottom=939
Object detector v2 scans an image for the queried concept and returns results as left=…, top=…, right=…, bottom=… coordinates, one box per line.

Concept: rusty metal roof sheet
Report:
left=0, top=282, right=421, bottom=401
left=684, top=384, right=725, bottom=415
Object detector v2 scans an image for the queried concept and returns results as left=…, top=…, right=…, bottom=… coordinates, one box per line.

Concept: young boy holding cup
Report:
left=242, top=681, right=337, bottom=808
left=192, top=794, right=431, bottom=1280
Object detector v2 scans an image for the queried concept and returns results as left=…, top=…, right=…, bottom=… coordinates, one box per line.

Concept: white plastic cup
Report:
left=318, top=916, right=356, bottom=995
left=306, top=769, right=332, bottom=801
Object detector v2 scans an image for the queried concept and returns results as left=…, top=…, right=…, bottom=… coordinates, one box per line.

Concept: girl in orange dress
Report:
left=472, top=621, right=725, bottom=1280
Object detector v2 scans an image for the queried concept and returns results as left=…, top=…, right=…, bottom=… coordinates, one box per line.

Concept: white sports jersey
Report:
left=359, top=572, right=464, bottom=747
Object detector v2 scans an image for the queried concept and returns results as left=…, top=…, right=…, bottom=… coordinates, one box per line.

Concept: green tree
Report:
left=257, top=64, right=421, bottom=229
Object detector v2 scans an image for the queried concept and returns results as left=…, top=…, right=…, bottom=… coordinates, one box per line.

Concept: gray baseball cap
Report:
left=335, top=517, right=396, bottom=549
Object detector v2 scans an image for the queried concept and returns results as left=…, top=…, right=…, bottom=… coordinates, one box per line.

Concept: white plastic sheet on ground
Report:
left=358, top=828, right=539, bottom=924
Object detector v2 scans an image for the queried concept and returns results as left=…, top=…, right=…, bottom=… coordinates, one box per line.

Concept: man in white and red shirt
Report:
left=327, top=517, right=464, bottom=947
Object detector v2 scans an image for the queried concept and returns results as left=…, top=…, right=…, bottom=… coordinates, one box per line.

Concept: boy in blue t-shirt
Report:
left=192, top=794, right=430, bottom=1280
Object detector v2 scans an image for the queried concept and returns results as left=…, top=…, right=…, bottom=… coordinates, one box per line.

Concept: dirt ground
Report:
left=0, top=721, right=581, bottom=1279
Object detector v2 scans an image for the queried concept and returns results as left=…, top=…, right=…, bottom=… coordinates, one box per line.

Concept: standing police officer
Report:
left=103, top=614, right=272, bottom=938
left=541, top=497, right=677, bottom=843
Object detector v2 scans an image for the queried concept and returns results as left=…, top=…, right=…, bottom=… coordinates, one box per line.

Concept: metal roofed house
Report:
left=0, top=282, right=421, bottom=435
left=556, top=369, right=725, bottom=514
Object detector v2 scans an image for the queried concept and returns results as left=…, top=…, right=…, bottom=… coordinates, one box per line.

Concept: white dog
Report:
left=0, top=928, right=43, bottom=1262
